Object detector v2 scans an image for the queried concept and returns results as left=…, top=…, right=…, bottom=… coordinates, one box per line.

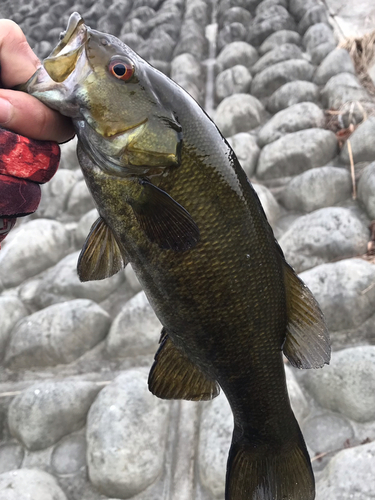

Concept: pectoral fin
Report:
left=77, top=217, right=127, bottom=281
left=283, top=263, right=330, bottom=369
left=148, top=329, right=219, bottom=401
left=129, top=179, right=200, bottom=251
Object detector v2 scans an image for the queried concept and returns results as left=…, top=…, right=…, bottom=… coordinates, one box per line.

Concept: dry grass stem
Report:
left=311, top=451, right=330, bottom=462
left=361, top=282, right=375, bottom=295
left=0, top=380, right=111, bottom=398
left=339, top=31, right=375, bottom=96
left=347, top=140, right=357, bottom=199
left=0, top=391, right=22, bottom=398
left=312, top=438, right=372, bottom=463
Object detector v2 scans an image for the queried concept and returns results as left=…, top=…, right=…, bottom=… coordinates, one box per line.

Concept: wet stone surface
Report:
left=303, top=22, right=337, bottom=64
left=258, top=101, right=325, bottom=146
left=259, top=28, right=302, bottom=54
left=215, top=41, right=259, bottom=73
left=0, top=468, right=68, bottom=500
left=252, top=183, right=281, bottom=227
left=226, top=132, right=260, bottom=177
left=358, top=162, right=375, bottom=219
left=215, top=64, right=252, bottom=102
left=252, top=42, right=304, bottom=74
left=27, top=251, right=125, bottom=310
left=302, top=346, right=375, bottom=423
left=313, top=47, right=355, bottom=85
left=214, top=93, right=266, bottom=136
left=251, top=58, right=315, bottom=98
left=321, top=72, right=373, bottom=110
left=315, top=441, right=375, bottom=500
left=302, top=412, right=355, bottom=454
left=257, top=128, right=338, bottom=179
left=8, top=381, right=101, bottom=451
left=0, top=219, right=72, bottom=289
left=86, top=370, right=170, bottom=499
left=4, top=300, right=111, bottom=369
left=1, top=1, right=375, bottom=500
left=299, top=259, right=375, bottom=332
left=247, top=4, right=296, bottom=46
left=266, top=80, right=320, bottom=112
left=105, top=291, right=162, bottom=358
left=279, top=207, right=369, bottom=273
left=51, top=434, right=87, bottom=475
left=340, top=117, right=375, bottom=165
left=0, top=443, right=24, bottom=474
left=278, top=166, right=352, bottom=212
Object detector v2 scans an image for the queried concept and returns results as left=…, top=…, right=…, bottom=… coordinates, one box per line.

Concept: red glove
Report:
left=0, top=127, right=60, bottom=247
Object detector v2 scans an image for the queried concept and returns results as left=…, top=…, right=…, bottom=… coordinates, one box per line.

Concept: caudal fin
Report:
left=226, top=429, right=315, bottom=500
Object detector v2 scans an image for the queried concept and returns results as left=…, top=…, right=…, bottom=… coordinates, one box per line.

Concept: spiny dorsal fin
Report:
left=129, top=179, right=200, bottom=252
left=283, top=263, right=330, bottom=369
left=77, top=217, right=127, bottom=282
left=148, top=330, right=219, bottom=401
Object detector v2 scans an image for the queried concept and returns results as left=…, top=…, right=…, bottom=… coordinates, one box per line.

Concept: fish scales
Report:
left=21, top=12, right=331, bottom=500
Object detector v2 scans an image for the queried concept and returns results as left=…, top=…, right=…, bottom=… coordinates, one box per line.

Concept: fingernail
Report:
left=0, top=98, right=13, bottom=124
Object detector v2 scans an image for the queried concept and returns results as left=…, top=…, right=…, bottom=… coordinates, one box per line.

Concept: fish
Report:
left=21, top=12, right=330, bottom=500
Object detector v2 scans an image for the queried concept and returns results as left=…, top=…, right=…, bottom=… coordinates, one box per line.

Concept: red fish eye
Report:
left=109, top=60, right=134, bottom=81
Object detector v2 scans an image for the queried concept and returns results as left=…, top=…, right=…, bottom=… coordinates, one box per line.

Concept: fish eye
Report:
left=59, top=30, right=66, bottom=40
left=109, top=59, right=134, bottom=82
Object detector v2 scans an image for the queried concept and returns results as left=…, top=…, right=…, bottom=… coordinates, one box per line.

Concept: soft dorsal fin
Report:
left=283, top=263, right=330, bottom=369
left=148, top=329, right=220, bottom=401
left=128, top=179, right=200, bottom=252
left=77, top=217, right=127, bottom=282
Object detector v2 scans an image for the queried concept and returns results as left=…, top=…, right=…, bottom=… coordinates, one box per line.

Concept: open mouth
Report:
left=43, top=12, right=88, bottom=83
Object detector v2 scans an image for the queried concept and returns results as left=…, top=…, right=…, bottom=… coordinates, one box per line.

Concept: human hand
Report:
left=0, top=20, right=75, bottom=247
left=0, top=19, right=74, bottom=142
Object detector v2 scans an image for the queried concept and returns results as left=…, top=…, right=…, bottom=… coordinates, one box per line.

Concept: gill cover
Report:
left=123, top=115, right=182, bottom=169
left=71, top=18, right=184, bottom=173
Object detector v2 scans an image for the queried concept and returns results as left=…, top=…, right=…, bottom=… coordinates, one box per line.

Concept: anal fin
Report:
left=283, top=263, right=330, bottom=369
left=77, top=216, right=127, bottom=282
left=148, top=329, right=219, bottom=401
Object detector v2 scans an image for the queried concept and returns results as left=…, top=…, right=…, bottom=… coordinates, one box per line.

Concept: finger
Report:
left=0, top=89, right=74, bottom=143
left=0, top=20, right=75, bottom=143
left=0, top=19, right=40, bottom=88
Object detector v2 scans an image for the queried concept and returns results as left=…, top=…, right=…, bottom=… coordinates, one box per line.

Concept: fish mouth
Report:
left=43, top=12, right=88, bottom=83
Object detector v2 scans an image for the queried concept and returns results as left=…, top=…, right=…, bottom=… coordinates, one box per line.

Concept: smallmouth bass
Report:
left=22, top=13, right=330, bottom=500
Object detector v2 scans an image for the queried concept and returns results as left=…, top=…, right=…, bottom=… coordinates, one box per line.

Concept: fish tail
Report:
left=225, top=424, right=315, bottom=500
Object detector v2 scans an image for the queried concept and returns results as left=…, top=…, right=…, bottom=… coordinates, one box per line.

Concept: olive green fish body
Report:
left=78, top=93, right=300, bottom=451
left=24, top=13, right=331, bottom=500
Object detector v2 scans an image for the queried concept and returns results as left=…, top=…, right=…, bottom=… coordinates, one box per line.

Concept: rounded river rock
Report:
left=86, top=370, right=170, bottom=498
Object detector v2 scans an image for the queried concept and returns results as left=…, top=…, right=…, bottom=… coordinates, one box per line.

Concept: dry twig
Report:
left=312, top=438, right=372, bottom=463
left=347, top=139, right=356, bottom=199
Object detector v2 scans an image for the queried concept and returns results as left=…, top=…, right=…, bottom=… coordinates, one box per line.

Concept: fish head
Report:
left=24, top=12, right=182, bottom=175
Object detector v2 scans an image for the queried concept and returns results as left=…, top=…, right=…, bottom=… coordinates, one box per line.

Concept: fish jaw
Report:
left=23, top=13, right=91, bottom=119
left=47, top=12, right=86, bottom=62
left=23, top=65, right=80, bottom=118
